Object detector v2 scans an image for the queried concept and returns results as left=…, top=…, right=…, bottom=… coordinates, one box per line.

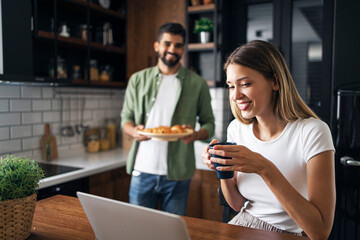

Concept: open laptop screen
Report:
left=77, top=191, right=191, bottom=240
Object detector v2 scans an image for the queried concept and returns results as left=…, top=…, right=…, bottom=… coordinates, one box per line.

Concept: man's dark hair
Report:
left=157, top=22, right=186, bottom=43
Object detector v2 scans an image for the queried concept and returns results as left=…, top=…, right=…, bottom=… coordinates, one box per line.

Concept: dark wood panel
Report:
left=186, top=169, right=222, bottom=221
left=186, top=170, right=203, bottom=218
left=113, top=167, right=131, bottom=202
left=127, top=0, right=186, bottom=79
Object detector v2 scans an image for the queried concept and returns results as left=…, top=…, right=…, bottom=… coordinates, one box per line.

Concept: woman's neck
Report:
left=253, top=117, right=287, bottom=141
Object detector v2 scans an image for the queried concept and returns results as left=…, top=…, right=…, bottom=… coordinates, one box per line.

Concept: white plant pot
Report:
left=200, top=32, right=211, bottom=43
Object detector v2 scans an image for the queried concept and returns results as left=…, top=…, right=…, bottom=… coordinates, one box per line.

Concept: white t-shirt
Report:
left=134, top=73, right=179, bottom=175
left=227, top=117, right=335, bottom=233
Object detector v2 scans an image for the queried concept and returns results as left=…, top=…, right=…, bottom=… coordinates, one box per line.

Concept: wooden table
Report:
left=29, top=195, right=308, bottom=240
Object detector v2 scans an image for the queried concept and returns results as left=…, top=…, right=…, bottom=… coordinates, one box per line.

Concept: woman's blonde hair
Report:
left=224, top=40, right=318, bottom=124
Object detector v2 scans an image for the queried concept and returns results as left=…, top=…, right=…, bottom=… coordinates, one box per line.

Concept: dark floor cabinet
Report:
left=89, top=167, right=131, bottom=202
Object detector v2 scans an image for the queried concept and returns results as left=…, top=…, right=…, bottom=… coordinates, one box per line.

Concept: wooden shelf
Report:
left=89, top=2, right=125, bottom=19
left=72, top=79, right=127, bottom=88
left=61, top=0, right=87, bottom=8
left=58, top=0, right=125, bottom=19
left=188, top=3, right=215, bottom=13
left=91, top=42, right=126, bottom=54
left=71, top=79, right=88, bottom=85
left=89, top=81, right=127, bottom=87
left=188, top=42, right=215, bottom=51
left=37, top=31, right=125, bottom=54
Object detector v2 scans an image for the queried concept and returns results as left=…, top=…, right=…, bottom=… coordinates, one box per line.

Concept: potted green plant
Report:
left=0, top=155, right=45, bottom=240
left=193, top=17, right=214, bottom=43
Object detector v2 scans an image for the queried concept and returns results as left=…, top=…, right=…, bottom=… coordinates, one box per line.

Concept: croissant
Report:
left=142, top=125, right=186, bottom=134
left=170, top=125, right=185, bottom=133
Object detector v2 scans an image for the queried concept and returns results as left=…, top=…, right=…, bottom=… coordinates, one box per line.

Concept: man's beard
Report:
left=160, top=52, right=181, bottom=67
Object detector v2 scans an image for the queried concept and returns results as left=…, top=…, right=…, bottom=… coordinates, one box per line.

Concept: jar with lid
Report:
left=87, top=134, right=100, bottom=153
left=71, top=65, right=81, bottom=80
left=100, top=127, right=110, bottom=151
left=89, top=59, right=99, bottom=82
left=106, top=118, right=116, bottom=149
left=79, top=24, right=92, bottom=41
left=99, top=65, right=113, bottom=82
left=49, top=57, right=67, bottom=79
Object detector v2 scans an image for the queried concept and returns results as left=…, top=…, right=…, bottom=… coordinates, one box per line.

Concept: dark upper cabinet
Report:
left=1, top=0, right=34, bottom=81
left=185, top=0, right=223, bottom=87
left=0, top=0, right=127, bottom=88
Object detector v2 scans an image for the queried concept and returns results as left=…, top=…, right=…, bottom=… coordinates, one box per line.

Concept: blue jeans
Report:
left=129, top=171, right=191, bottom=216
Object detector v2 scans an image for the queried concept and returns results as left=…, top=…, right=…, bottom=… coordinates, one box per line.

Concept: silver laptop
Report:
left=77, top=192, right=191, bottom=240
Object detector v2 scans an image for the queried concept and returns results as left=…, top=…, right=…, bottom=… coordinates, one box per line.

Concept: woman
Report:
left=202, top=40, right=335, bottom=239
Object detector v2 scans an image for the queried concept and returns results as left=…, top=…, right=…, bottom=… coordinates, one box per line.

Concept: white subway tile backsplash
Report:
left=0, top=85, right=228, bottom=160
left=0, top=113, right=21, bottom=126
left=60, top=135, right=80, bottom=145
left=52, top=99, right=61, bottom=110
left=22, top=137, right=41, bottom=151
left=111, top=99, right=122, bottom=108
left=42, top=87, right=54, bottom=98
left=99, top=100, right=112, bottom=108
left=0, top=139, right=21, bottom=154
left=52, top=123, right=61, bottom=135
left=83, top=110, right=92, bottom=120
left=69, top=143, right=85, bottom=150
left=61, top=110, right=70, bottom=122
left=32, top=100, right=51, bottom=111
left=0, top=100, right=8, bottom=112
left=43, top=111, right=61, bottom=123
left=10, top=99, right=31, bottom=111
left=32, top=124, right=45, bottom=136
left=105, top=110, right=120, bottom=119
left=11, top=125, right=32, bottom=138
left=93, top=110, right=106, bottom=120
left=0, top=86, right=20, bottom=98
left=22, top=112, right=42, bottom=124
left=22, top=86, right=41, bottom=98
left=85, top=100, right=99, bottom=109
left=69, top=111, right=80, bottom=121
left=0, top=127, right=10, bottom=140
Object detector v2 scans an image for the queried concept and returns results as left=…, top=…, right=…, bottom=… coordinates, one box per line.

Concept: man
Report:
left=121, top=22, right=215, bottom=216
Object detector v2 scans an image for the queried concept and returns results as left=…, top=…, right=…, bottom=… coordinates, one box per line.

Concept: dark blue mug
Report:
left=209, top=142, right=236, bottom=179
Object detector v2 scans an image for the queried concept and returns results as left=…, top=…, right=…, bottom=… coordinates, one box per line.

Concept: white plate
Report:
left=138, top=129, right=194, bottom=141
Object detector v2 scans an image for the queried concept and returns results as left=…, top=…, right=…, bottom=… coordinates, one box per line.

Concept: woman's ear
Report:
left=272, top=75, right=279, bottom=91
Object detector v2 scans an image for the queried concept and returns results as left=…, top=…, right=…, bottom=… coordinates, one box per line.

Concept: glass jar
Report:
left=106, top=118, right=116, bottom=149
left=87, top=134, right=100, bottom=153
left=79, top=24, right=88, bottom=41
left=99, top=65, right=112, bottom=82
left=71, top=65, right=81, bottom=80
left=49, top=57, right=67, bottom=79
left=79, top=24, right=92, bottom=41
left=100, top=127, right=110, bottom=151
left=89, top=59, right=99, bottom=82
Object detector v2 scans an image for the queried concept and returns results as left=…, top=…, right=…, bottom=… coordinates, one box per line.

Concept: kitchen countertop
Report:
left=37, top=148, right=129, bottom=189
left=38, top=142, right=210, bottom=189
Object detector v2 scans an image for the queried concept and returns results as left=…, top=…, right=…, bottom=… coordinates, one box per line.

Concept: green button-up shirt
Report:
left=121, top=65, right=215, bottom=180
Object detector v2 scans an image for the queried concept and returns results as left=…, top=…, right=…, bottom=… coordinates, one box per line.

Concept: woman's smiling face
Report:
left=226, top=63, right=279, bottom=120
